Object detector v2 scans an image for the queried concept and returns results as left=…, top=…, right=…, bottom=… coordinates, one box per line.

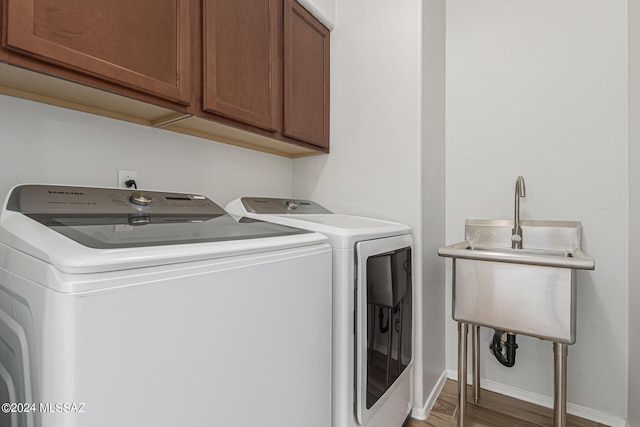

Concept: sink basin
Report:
left=439, top=219, right=595, bottom=343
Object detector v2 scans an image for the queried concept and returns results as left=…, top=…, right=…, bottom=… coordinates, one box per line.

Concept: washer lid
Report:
left=1, top=185, right=324, bottom=273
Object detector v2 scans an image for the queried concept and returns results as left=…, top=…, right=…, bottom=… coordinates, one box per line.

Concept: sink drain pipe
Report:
left=490, top=329, right=518, bottom=367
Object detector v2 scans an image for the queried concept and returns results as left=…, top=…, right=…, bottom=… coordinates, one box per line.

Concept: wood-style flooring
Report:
left=405, top=379, right=609, bottom=427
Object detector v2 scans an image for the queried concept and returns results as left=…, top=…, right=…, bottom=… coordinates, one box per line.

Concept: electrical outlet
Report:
left=117, top=170, right=138, bottom=189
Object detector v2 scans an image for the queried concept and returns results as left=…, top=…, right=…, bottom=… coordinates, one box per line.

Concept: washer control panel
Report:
left=241, top=197, right=332, bottom=215
left=7, top=184, right=225, bottom=216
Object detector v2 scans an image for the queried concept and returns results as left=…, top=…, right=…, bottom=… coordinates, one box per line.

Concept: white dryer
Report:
left=226, top=197, right=414, bottom=427
left=0, top=185, right=332, bottom=427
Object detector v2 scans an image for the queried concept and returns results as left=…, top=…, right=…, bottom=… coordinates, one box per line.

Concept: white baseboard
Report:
left=411, top=370, right=448, bottom=420
left=446, top=370, right=628, bottom=427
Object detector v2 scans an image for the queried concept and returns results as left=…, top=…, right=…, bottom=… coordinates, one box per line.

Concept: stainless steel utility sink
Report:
left=441, top=177, right=597, bottom=427
left=439, top=219, right=595, bottom=343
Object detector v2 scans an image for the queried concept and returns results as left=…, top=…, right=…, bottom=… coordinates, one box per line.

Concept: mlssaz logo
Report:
left=47, top=191, right=84, bottom=196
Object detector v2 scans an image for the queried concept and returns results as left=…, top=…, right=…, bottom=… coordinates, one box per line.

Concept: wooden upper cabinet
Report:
left=0, top=0, right=329, bottom=156
left=3, top=0, right=191, bottom=105
left=203, top=0, right=279, bottom=132
left=283, top=0, right=330, bottom=149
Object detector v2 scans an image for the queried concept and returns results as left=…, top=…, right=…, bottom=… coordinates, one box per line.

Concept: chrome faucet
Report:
left=511, top=176, right=526, bottom=249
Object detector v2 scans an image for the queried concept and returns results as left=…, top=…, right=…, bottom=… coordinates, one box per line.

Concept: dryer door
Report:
left=355, top=234, right=413, bottom=425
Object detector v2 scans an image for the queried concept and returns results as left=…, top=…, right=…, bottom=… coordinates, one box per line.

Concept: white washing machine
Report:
left=226, top=197, right=414, bottom=427
left=0, top=185, right=332, bottom=427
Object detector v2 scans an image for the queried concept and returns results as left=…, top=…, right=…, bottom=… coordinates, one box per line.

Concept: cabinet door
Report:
left=203, top=0, right=279, bottom=132
left=3, top=0, right=190, bottom=104
left=283, top=0, right=330, bottom=149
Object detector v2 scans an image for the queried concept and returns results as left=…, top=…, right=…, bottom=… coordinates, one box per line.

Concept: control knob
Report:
left=285, top=200, right=298, bottom=210
left=129, top=191, right=153, bottom=207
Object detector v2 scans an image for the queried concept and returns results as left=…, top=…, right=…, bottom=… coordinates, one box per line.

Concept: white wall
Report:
left=628, top=0, right=640, bottom=425
left=420, top=0, right=447, bottom=416
left=292, top=0, right=421, bottom=224
left=292, top=0, right=448, bottom=416
left=0, top=94, right=293, bottom=205
left=446, top=0, right=628, bottom=423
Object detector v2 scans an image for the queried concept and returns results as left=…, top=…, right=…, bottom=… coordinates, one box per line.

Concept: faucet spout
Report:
left=512, top=176, right=526, bottom=249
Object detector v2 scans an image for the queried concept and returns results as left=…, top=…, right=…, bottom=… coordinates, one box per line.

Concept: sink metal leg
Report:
left=457, top=322, right=468, bottom=427
left=553, top=342, right=568, bottom=427
left=459, top=329, right=567, bottom=427
left=472, top=324, right=481, bottom=403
